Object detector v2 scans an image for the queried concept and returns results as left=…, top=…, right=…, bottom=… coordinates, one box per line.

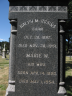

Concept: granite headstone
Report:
left=6, top=0, right=69, bottom=96
left=2, top=44, right=6, bottom=58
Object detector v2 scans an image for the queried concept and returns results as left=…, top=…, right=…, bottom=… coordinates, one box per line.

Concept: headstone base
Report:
left=2, top=57, right=5, bottom=58
left=2, top=51, right=6, bottom=58
left=58, top=82, right=67, bottom=95
left=6, top=92, right=15, bottom=96
left=5, top=84, right=15, bottom=96
left=58, top=86, right=67, bottom=94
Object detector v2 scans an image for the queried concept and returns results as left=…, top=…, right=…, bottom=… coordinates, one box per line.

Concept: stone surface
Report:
left=9, top=6, right=67, bottom=12
left=9, top=11, right=67, bottom=96
left=2, top=44, right=6, bottom=58
left=16, top=13, right=58, bottom=96
left=6, top=1, right=68, bottom=95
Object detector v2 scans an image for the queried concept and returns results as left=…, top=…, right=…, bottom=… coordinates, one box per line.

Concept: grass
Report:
left=0, top=55, right=9, bottom=96
left=0, top=55, right=72, bottom=96
left=65, top=56, right=72, bottom=96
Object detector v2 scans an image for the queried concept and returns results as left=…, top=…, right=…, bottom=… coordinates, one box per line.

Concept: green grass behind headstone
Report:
left=65, top=56, right=72, bottom=96
left=0, top=55, right=9, bottom=96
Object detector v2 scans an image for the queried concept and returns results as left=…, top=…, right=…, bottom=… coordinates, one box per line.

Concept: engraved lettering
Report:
left=49, top=80, right=55, bottom=84
left=32, top=27, right=43, bottom=31
left=30, top=36, right=33, bottom=39
left=26, top=53, right=42, bottom=58
left=30, top=80, right=39, bottom=83
left=47, top=44, right=57, bottom=48
left=34, top=36, right=40, bottom=39
left=18, top=71, right=28, bottom=75
left=40, top=44, right=45, bottom=48
left=41, top=19, right=56, bottom=28
left=30, top=71, right=39, bottom=75
left=44, top=54, right=49, bottom=58
left=47, top=72, right=50, bottom=75
left=18, top=44, right=27, bottom=47
left=39, top=63, right=46, bottom=66
left=18, top=71, right=23, bottom=74
left=24, top=35, right=29, bottom=39
left=51, top=72, right=57, bottom=75
left=24, top=35, right=52, bottom=39
left=19, top=79, right=55, bottom=84
left=44, top=80, right=48, bottom=84
left=18, top=44, right=22, bottom=47
left=36, top=63, right=40, bottom=66
left=40, top=72, right=45, bottom=75
left=19, top=19, right=33, bottom=28
left=35, top=19, right=39, bottom=22
left=26, top=54, right=33, bottom=57
left=33, top=44, right=38, bottom=47
left=29, top=44, right=33, bottom=47
left=40, top=81, right=43, bottom=84
left=18, top=71, right=57, bottom=76
left=28, top=63, right=34, bottom=66
left=42, top=36, right=52, bottom=39
left=19, top=79, right=28, bottom=83
left=18, top=44, right=57, bottom=48
left=19, top=19, right=56, bottom=28
left=27, top=20, right=33, bottom=24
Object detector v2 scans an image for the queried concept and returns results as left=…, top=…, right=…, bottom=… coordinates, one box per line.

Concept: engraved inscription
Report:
left=32, top=27, right=43, bottom=31
left=23, top=35, right=52, bottom=39
left=18, top=71, right=28, bottom=75
left=26, top=53, right=49, bottom=58
left=28, top=63, right=34, bottom=66
left=17, top=17, right=58, bottom=86
left=18, top=71, right=57, bottom=76
left=27, top=63, right=46, bottom=66
left=36, top=63, right=46, bottom=66
left=30, top=80, right=39, bottom=83
left=19, top=79, right=55, bottom=84
left=19, top=19, right=56, bottom=28
left=18, top=44, right=57, bottom=48
left=19, top=79, right=28, bottom=83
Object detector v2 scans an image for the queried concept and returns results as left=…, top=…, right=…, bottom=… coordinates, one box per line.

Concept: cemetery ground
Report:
left=0, top=55, right=9, bottom=96
left=0, top=55, right=72, bottom=96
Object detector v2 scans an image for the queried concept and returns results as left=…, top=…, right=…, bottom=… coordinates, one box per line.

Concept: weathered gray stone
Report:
left=2, top=44, right=6, bottom=58
left=58, top=20, right=66, bottom=95
left=5, top=20, right=17, bottom=96
left=6, top=0, right=69, bottom=96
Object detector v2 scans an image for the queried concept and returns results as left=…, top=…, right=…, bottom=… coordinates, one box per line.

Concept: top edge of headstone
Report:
left=8, top=0, right=69, bottom=6
left=8, top=0, right=69, bottom=1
